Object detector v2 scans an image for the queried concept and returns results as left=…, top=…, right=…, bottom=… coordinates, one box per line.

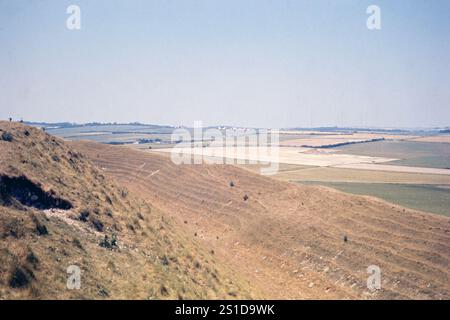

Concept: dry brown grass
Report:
left=74, top=140, right=450, bottom=299
left=0, top=121, right=258, bottom=299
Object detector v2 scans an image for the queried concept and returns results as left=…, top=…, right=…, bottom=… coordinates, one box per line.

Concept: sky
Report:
left=0, top=0, right=449, bottom=128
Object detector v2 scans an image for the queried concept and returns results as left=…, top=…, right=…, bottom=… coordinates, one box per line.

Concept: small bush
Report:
left=99, top=234, right=118, bottom=249
left=104, top=208, right=113, bottom=217
left=92, top=218, right=104, bottom=232
left=79, top=210, right=90, bottom=222
left=32, top=217, right=48, bottom=235
left=73, top=238, right=83, bottom=250
left=98, top=287, right=109, bottom=297
left=1, top=132, right=13, bottom=142
left=120, top=188, right=128, bottom=198
left=26, top=251, right=39, bottom=267
left=6, top=221, right=22, bottom=238
left=9, top=267, right=33, bottom=289
left=127, top=224, right=135, bottom=232
left=105, top=195, right=113, bottom=205
left=161, top=255, right=170, bottom=266
left=160, top=285, right=169, bottom=296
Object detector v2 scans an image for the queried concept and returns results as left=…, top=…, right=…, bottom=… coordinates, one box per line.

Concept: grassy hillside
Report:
left=0, top=121, right=258, bottom=299
left=73, top=140, right=450, bottom=299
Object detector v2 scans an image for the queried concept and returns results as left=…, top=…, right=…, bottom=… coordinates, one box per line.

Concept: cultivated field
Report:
left=154, top=145, right=398, bottom=167
left=42, top=124, right=450, bottom=222
left=243, top=163, right=450, bottom=185
left=50, top=124, right=449, bottom=218
left=43, top=123, right=175, bottom=146
left=410, top=135, right=450, bottom=143
left=299, top=182, right=450, bottom=216
left=279, top=133, right=418, bottom=148
left=335, top=140, right=450, bottom=169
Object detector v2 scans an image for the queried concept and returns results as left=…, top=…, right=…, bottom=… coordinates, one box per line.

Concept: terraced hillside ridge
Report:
left=0, top=122, right=258, bottom=299
left=73, top=141, right=450, bottom=299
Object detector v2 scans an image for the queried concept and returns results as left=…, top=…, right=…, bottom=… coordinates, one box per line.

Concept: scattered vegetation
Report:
left=72, top=238, right=84, bottom=250
left=9, top=266, right=33, bottom=289
left=26, top=250, right=39, bottom=267
left=1, top=131, right=13, bottom=142
left=32, top=216, right=48, bottom=236
left=161, top=255, right=170, bottom=266
left=91, top=218, right=104, bottom=232
left=99, top=234, right=118, bottom=249
left=79, top=209, right=90, bottom=222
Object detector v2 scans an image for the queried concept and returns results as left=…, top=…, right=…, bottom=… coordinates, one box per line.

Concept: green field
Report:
left=336, top=140, right=450, bottom=169
left=298, top=181, right=450, bottom=216
left=43, top=124, right=176, bottom=145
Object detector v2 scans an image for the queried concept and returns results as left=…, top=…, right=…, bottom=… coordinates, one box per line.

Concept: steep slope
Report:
left=73, top=140, right=450, bottom=300
left=0, top=121, right=258, bottom=299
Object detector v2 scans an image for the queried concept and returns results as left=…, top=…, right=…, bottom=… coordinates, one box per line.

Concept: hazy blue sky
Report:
left=0, top=0, right=449, bottom=128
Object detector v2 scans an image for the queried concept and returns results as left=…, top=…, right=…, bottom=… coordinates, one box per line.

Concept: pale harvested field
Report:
left=153, top=145, right=450, bottom=177
left=335, top=163, right=450, bottom=176
left=280, top=137, right=373, bottom=147
left=410, top=135, right=450, bottom=143
left=277, top=130, right=341, bottom=135
left=154, top=146, right=397, bottom=167
left=277, top=131, right=418, bottom=139
left=243, top=164, right=450, bottom=185
left=75, top=141, right=450, bottom=300
left=279, top=133, right=419, bottom=147
left=68, top=131, right=111, bottom=136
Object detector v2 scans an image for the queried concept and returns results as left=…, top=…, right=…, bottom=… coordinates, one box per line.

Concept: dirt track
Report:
left=74, top=141, right=450, bottom=299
